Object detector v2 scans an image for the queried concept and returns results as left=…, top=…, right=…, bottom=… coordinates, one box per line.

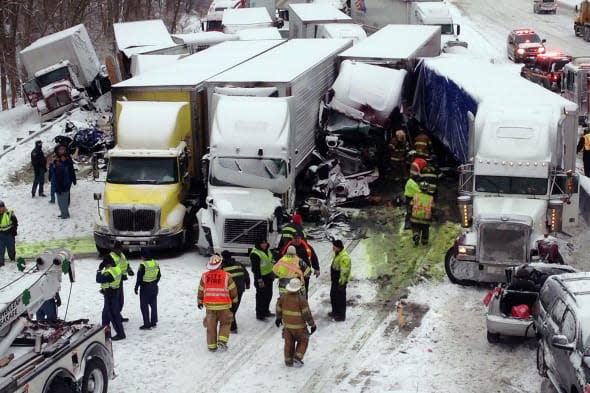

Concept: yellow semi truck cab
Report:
left=94, top=101, right=195, bottom=252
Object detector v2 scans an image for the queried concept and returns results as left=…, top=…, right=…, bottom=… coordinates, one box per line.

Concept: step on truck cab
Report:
left=93, top=40, right=283, bottom=253
left=198, top=39, right=352, bottom=259
left=412, top=55, right=579, bottom=285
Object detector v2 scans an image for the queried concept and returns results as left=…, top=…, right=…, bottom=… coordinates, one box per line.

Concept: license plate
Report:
left=486, top=266, right=505, bottom=275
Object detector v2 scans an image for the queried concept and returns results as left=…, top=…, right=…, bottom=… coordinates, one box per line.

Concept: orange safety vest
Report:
left=202, top=270, right=232, bottom=305
left=584, top=134, right=590, bottom=151
left=272, top=255, right=304, bottom=281
left=281, top=240, right=313, bottom=263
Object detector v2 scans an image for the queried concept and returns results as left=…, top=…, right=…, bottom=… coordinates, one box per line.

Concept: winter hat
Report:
left=332, top=239, right=344, bottom=250
left=221, top=250, right=232, bottom=261
left=207, top=254, right=222, bottom=270
left=287, top=246, right=297, bottom=255
left=286, top=278, right=302, bottom=293
left=0, top=201, right=5, bottom=208
left=292, top=213, right=303, bottom=225
left=140, top=248, right=153, bottom=259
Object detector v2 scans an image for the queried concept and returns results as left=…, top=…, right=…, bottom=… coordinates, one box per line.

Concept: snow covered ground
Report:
left=0, top=1, right=588, bottom=392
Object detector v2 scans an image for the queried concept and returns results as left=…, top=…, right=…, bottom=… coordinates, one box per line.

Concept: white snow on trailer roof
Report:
left=222, top=8, right=272, bottom=26
left=208, top=39, right=351, bottom=83
left=422, top=54, right=577, bottom=111
left=339, top=24, right=440, bottom=60
left=113, top=40, right=283, bottom=88
left=130, top=54, right=185, bottom=77
left=237, top=28, right=282, bottom=40
left=171, top=32, right=237, bottom=45
left=289, top=3, right=352, bottom=22
left=320, top=24, right=367, bottom=42
left=114, top=19, right=176, bottom=54
left=21, top=24, right=88, bottom=53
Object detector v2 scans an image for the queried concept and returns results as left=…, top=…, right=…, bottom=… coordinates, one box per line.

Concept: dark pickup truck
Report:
left=520, top=52, right=572, bottom=92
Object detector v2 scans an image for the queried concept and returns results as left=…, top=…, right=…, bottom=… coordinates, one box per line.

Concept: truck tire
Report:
left=444, top=246, right=474, bottom=286
left=46, top=377, right=75, bottom=393
left=81, top=358, right=108, bottom=393
left=486, top=331, right=500, bottom=344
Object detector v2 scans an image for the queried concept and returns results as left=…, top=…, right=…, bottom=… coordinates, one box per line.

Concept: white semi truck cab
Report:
left=198, top=95, right=296, bottom=258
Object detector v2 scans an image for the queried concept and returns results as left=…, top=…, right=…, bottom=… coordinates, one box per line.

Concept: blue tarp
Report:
left=412, top=60, right=478, bottom=164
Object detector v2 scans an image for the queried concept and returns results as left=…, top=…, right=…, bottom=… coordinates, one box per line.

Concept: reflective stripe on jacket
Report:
left=331, top=249, right=352, bottom=285
left=272, top=255, right=306, bottom=281
left=0, top=210, right=13, bottom=231
left=110, top=252, right=129, bottom=276
left=141, top=259, right=159, bottom=283
left=103, top=265, right=122, bottom=290
left=250, top=247, right=273, bottom=276
left=199, top=270, right=237, bottom=310
left=276, top=292, right=315, bottom=329
left=411, top=192, right=434, bottom=224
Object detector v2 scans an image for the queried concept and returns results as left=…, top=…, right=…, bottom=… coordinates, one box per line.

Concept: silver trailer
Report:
left=288, top=3, right=354, bottom=39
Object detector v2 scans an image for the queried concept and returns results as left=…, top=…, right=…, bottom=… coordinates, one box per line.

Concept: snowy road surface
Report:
left=0, top=0, right=588, bottom=392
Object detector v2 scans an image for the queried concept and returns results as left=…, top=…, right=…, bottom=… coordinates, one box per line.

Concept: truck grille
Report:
left=479, top=223, right=528, bottom=265
left=223, top=219, right=267, bottom=245
left=112, top=209, right=157, bottom=232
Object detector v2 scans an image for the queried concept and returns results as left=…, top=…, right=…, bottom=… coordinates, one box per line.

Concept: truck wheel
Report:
left=82, top=358, right=108, bottom=393
left=537, top=342, right=548, bottom=377
left=444, top=247, right=473, bottom=286
left=486, top=331, right=500, bottom=344
left=46, top=377, right=75, bottom=393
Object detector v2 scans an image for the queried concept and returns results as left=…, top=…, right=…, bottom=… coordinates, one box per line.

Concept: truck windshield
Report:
left=210, top=157, right=288, bottom=193
left=36, top=67, right=70, bottom=88
left=440, top=24, right=454, bottom=35
left=107, top=157, right=178, bottom=185
left=475, top=175, right=548, bottom=195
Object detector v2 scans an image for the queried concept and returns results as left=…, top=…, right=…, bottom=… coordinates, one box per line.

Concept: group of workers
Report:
left=197, top=213, right=351, bottom=367
left=389, top=128, right=438, bottom=246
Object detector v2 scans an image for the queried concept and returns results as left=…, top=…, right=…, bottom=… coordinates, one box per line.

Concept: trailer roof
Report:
left=21, top=24, right=88, bottom=54
left=114, top=20, right=177, bottom=57
left=339, top=24, right=440, bottom=60
left=289, top=3, right=352, bottom=22
left=222, top=7, right=272, bottom=26
left=130, top=54, right=185, bottom=77
left=114, top=40, right=283, bottom=88
left=422, top=54, right=577, bottom=110
left=208, top=38, right=351, bottom=83
left=237, top=28, right=282, bottom=40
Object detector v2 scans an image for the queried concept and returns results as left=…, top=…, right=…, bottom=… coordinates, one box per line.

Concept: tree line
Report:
left=0, top=0, right=206, bottom=111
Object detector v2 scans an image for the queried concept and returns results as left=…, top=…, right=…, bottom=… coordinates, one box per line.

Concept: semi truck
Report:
left=351, top=0, right=457, bottom=44
left=197, top=39, right=352, bottom=258
left=20, top=24, right=111, bottom=122
left=93, top=40, right=283, bottom=253
left=0, top=249, right=114, bottom=393
left=412, top=54, right=579, bottom=285
left=561, top=57, right=590, bottom=125
left=202, top=0, right=246, bottom=32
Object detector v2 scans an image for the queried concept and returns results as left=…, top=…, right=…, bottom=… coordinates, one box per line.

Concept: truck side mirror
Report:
left=542, top=38, right=547, bottom=43
left=456, top=25, right=460, bottom=36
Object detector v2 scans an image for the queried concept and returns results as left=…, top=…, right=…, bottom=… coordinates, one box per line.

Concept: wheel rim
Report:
left=88, top=369, right=105, bottom=393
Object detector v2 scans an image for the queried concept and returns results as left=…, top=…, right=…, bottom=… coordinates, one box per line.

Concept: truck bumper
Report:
left=94, top=231, right=184, bottom=251
left=39, top=102, right=75, bottom=122
left=451, top=259, right=514, bottom=284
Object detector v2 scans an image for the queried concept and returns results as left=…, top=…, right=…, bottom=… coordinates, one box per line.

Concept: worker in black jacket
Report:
left=31, top=140, right=47, bottom=198
left=221, top=250, right=250, bottom=333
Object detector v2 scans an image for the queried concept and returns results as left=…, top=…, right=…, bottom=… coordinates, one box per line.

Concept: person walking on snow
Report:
left=221, top=250, right=250, bottom=333
left=250, top=237, right=275, bottom=321
left=329, top=240, right=352, bottom=322
left=410, top=183, right=435, bottom=246
left=198, top=255, right=238, bottom=352
left=96, top=255, right=125, bottom=341
left=276, top=278, right=317, bottom=367
left=31, top=140, right=47, bottom=198
left=135, top=248, right=160, bottom=330
left=403, top=174, right=421, bottom=230
left=111, top=241, right=134, bottom=322
left=54, top=155, right=74, bottom=219
left=0, top=201, right=18, bottom=266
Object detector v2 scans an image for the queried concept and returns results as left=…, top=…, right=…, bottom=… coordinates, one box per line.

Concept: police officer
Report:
left=0, top=201, right=17, bottom=266
left=221, top=250, right=250, bottom=333
left=110, top=241, right=134, bottom=322
left=329, top=240, right=351, bottom=322
left=250, top=238, right=275, bottom=321
left=134, top=249, right=161, bottom=330
left=96, top=255, right=125, bottom=340
left=410, top=183, right=435, bottom=246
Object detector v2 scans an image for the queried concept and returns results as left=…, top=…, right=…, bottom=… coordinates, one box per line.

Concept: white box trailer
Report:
left=222, top=7, right=274, bottom=33
left=288, top=3, right=353, bottom=39
left=339, top=24, right=440, bottom=67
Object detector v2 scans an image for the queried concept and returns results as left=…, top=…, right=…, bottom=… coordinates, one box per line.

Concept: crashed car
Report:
left=316, top=60, right=408, bottom=203
left=484, top=263, right=577, bottom=343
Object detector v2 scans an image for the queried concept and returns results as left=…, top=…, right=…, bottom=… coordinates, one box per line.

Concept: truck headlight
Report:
left=458, top=245, right=476, bottom=256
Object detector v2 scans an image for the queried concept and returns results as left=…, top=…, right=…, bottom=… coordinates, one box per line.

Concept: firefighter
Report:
left=197, top=255, right=238, bottom=352
left=134, top=248, right=161, bottom=330
left=221, top=250, right=250, bottom=333
left=329, top=240, right=351, bottom=322
left=403, top=174, right=421, bottom=230
left=96, top=255, right=125, bottom=341
left=577, top=127, right=590, bottom=176
left=413, top=130, right=432, bottom=159
left=420, top=159, right=439, bottom=196
left=110, top=241, right=134, bottom=322
left=250, top=238, right=275, bottom=321
left=389, top=130, right=410, bottom=181
left=410, top=183, right=435, bottom=246
left=273, top=246, right=309, bottom=296
left=275, top=278, right=317, bottom=367
left=279, top=213, right=307, bottom=250
left=409, top=157, right=428, bottom=177
left=280, top=234, right=319, bottom=296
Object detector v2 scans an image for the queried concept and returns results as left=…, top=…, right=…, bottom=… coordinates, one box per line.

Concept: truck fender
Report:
left=196, top=208, right=217, bottom=254
left=42, top=368, right=77, bottom=393
left=82, top=342, right=114, bottom=380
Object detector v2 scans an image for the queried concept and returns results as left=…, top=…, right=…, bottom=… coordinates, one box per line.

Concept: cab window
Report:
left=550, top=298, right=566, bottom=324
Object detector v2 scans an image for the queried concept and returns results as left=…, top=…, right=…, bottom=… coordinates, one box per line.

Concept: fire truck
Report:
left=520, top=52, right=572, bottom=92
left=562, top=56, right=590, bottom=125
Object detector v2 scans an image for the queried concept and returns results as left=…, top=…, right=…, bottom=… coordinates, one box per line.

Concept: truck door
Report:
left=22, top=79, right=41, bottom=107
